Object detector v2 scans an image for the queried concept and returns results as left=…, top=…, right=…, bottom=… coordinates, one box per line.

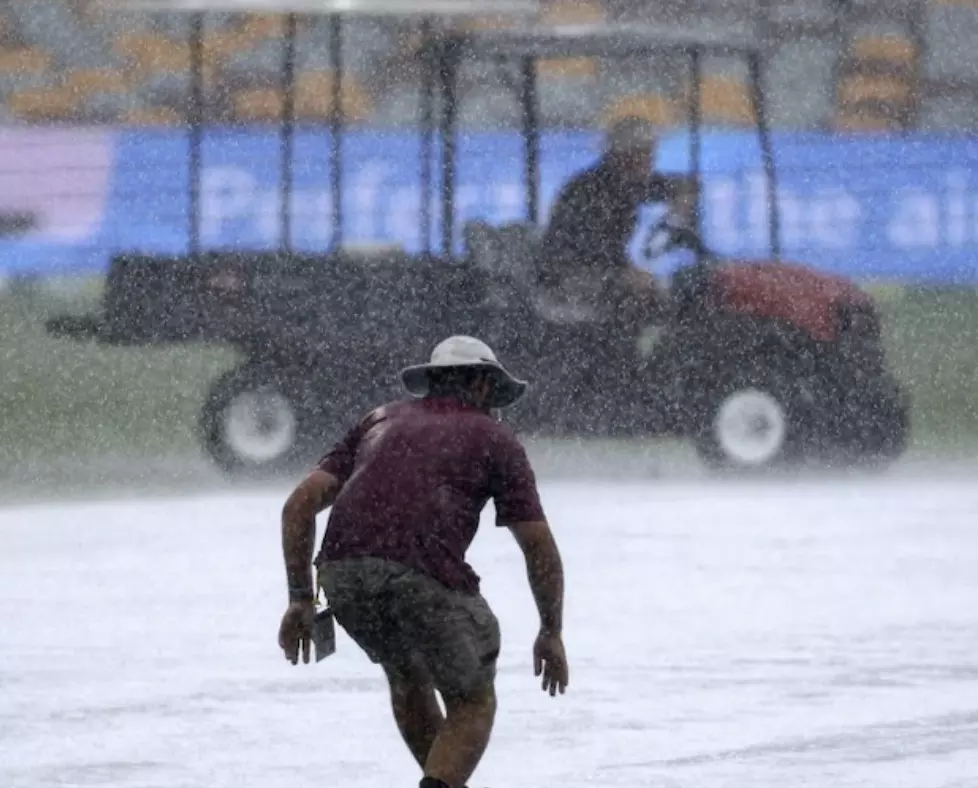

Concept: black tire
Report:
left=871, top=392, right=911, bottom=464
left=821, top=379, right=911, bottom=470
left=200, top=364, right=319, bottom=476
left=695, top=366, right=805, bottom=472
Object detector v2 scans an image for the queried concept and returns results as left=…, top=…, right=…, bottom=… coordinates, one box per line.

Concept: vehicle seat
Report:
left=462, top=219, right=602, bottom=324
left=463, top=220, right=504, bottom=276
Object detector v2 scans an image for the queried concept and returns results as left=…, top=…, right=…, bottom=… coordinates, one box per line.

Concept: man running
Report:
left=277, top=335, right=568, bottom=788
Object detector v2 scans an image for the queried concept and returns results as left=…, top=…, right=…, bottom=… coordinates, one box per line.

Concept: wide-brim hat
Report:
left=401, top=335, right=528, bottom=409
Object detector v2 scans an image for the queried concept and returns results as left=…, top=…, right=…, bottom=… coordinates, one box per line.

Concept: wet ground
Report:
left=2, top=474, right=977, bottom=787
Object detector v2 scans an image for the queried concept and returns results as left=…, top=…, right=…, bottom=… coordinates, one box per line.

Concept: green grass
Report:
left=878, top=287, right=978, bottom=449
left=0, top=281, right=237, bottom=469
left=1, top=278, right=977, bottom=485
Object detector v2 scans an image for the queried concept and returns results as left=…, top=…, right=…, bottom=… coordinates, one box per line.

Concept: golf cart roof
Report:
left=106, top=0, right=540, bottom=15
left=438, top=23, right=761, bottom=60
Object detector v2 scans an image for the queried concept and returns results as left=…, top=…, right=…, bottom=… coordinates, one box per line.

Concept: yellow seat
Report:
left=534, top=0, right=604, bottom=78
left=64, top=68, right=131, bottom=97
left=240, top=13, right=288, bottom=39
left=114, top=33, right=192, bottom=74
left=537, top=0, right=605, bottom=77
left=698, top=76, right=755, bottom=126
left=536, top=0, right=603, bottom=76
left=850, top=35, right=917, bottom=67
left=601, top=93, right=677, bottom=128
left=233, top=87, right=284, bottom=122
left=295, top=70, right=336, bottom=98
left=834, top=111, right=902, bottom=133
left=8, top=86, right=78, bottom=121
left=123, top=105, right=185, bottom=126
left=113, top=33, right=219, bottom=95
left=460, top=14, right=521, bottom=31
left=837, top=74, right=914, bottom=110
left=541, top=0, right=606, bottom=25
left=0, top=47, right=50, bottom=75
left=295, top=71, right=373, bottom=122
left=202, top=29, right=259, bottom=69
left=233, top=79, right=373, bottom=123
left=536, top=57, right=597, bottom=79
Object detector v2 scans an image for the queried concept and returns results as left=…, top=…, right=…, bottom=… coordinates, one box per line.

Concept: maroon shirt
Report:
left=314, top=397, right=546, bottom=593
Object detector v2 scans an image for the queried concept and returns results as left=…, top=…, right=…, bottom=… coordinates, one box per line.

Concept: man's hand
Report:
left=278, top=600, right=316, bottom=665
left=279, top=469, right=339, bottom=666
left=533, top=628, right=569, bottom=696
left=509, top=520, right=567, bottom=696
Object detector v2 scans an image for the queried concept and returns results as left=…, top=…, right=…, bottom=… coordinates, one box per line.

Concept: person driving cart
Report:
left=539, top=117, right=699, bottom=328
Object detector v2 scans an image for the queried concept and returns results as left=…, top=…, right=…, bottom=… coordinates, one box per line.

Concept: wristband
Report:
left=288, top=583, right=315, bottom=602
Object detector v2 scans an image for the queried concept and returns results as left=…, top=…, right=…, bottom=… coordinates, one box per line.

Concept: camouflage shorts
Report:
left=317, top=557, right=500, bottom=699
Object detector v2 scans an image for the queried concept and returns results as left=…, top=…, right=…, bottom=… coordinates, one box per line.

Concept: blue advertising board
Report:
left=2, top=126, right=978, bottom=284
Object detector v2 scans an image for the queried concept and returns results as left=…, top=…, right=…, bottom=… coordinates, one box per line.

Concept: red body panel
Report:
left=713, top=260, right=871, bottom=342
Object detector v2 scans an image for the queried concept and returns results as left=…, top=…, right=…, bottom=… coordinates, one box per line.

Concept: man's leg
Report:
left=387, top=574, right=501, bottom=788
left=620, top=265, right=665, bottom=325
left=421, top=681, right=497, bottom=788
left=384, top=661, right=445, bottom=769
left=320, top=560, right=449, bottom=771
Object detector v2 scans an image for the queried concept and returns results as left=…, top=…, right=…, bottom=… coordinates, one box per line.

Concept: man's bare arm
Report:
left=508, top=520, right=564, bottom=633
left=281, top=469, right=341, bottom=600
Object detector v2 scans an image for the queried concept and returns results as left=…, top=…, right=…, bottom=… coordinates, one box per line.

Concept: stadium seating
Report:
left=920, top=0, right=978, bottom=129
left=7, top=84, right=78, bottom=122
left=231, top=86, right=283, bottom=122
left=296, top=71, right=372, bottom=122
left=763, top=36, right=836, bottom=129
left=113, top=32, right=192, bottom=74
left=536, top=0, right=604, bottom=80
left=239, top=12, right=289, bottom=39
left=601, top=93, right=677, bottom=128
left=820, top=0, right=920, bottom=133
left=0, top=47, right=50, bottom=75
left=834, top=109, right=903, bottom=133
left=1, top=0, right=978, bottom=132
left=122, top=104, right=185, bottom=126
left=697, top=75, right=755, bottom=126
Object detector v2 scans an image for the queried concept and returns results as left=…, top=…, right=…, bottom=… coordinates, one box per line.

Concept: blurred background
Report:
left=2, top=0, right=978, bottom=498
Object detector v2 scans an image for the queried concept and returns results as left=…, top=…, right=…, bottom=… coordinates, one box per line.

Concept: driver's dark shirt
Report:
left=539, top=158, right=673, bottom=286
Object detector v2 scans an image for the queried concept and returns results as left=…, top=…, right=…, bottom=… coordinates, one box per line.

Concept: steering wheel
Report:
left=639, top=213, right=717, bottom=322
left=640, top=212, right=710, bottom=264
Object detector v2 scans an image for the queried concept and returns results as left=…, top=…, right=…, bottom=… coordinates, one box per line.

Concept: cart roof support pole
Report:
left=748, top=50, right=780, bottom=260
left=686, top=47, right=702, bottom=261
left=188, top=11, right=204, bottom=259
left=420, top=18, right=434, bottom=254
left=330, top=14, right=344, bottom=249
left=520, top=56, right=539, bottom=226
left=438, top=42, right=458, bottom=257
left=280, top=12, right=297, bottom=253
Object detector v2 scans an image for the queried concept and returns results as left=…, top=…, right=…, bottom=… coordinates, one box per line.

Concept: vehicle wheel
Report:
left=695, top=370, right=801, bottom=471
left=855, top=406, right=909, bottom=470
left=824, top=382, right=911, bottom=470
left=200, top=365, right=316, bottom=476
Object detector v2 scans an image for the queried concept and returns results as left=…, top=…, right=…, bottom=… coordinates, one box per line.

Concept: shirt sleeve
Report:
left=316, top=420, right=365, bottom=484
left=488, top=428, right=546, bottom=526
